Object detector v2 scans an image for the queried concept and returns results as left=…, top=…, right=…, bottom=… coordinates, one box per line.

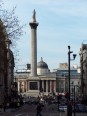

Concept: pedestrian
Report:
left=36, top=103, right=43, bottom=116
left=3, top=102, right=6, bottom=112
left=67, top=101, right=72, bottom=116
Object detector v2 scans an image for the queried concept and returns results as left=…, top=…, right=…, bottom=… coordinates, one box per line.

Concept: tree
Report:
left=0, top=1, right=25, bottom=64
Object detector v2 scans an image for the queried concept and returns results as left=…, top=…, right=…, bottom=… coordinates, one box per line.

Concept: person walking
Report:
left=36, top=103, right=43, bottom=116
left=3, top=102, right=6, bottom=112
left=67, top=100, right=72, bottom=116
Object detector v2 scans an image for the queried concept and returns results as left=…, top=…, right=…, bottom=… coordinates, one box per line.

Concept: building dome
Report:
left=37, top=57, right=48, bottom=69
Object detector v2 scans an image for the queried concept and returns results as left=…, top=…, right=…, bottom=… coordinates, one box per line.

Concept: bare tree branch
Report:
left=0, top=3, right=25, bottom=65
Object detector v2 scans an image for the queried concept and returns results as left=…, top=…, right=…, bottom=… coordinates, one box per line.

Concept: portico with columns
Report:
left=39, top=78, right=56, bottom=95
left=16, top=75, right=56, bottom=97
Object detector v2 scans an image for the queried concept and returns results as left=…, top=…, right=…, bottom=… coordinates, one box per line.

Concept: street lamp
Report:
left=68, top=46, right=76, bottom=100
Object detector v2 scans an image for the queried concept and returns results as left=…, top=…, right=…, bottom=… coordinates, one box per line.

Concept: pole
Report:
left=68, top=46, right=70, bottom=100
left=67, top=46, right=76, bottom=116
left=74, top=86, right=75, bottom=116
left=67, top=46, right=71, bottom=116
left=57, top=95, right=59, bottom=111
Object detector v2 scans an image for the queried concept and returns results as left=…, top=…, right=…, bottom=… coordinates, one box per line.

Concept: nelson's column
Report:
left=29, top=10, right=38, bottom=77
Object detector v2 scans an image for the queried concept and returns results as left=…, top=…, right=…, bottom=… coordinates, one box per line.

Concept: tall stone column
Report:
left=64, top=80, right=65, bottom=92
left=46, top=80, right=48, bottom=94
left=18, top=81, right=20, bottom=92
left=29, top=10, right=38, bottom=76
left=50, top=80, right=52, bottom=93
left=42, top=80, right=44, bottom=91
left=54, top=80, right=56, bottom=93
left=26, top=81, right=27, bottom=91
left=38, top=81, right=40, bottom=90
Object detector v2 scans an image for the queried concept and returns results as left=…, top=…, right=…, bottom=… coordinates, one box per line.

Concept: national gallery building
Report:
left=15, top=59, right=57, bottom=97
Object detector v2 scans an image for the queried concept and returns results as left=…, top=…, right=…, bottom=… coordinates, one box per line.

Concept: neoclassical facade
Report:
left=15, top=58, right=56, bottom=97
left=15, top=62, right=81, bottom=97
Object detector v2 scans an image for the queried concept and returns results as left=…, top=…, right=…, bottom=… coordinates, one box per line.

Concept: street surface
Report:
left=0, top=103, right=87, bottom=116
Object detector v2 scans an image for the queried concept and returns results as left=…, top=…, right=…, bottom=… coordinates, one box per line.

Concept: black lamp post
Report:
left=68, top=46, right=76, bottom=100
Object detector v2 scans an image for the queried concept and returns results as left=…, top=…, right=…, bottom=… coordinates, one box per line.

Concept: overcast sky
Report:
left=2, top=0, right=87, bottom=70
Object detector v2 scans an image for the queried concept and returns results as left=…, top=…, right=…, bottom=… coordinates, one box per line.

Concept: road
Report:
left=0, top=103, right=87, bottom=116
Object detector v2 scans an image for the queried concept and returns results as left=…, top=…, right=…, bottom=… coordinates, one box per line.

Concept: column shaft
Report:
left=30, top=28, right=37, bottom=76
left=46, top=80, right=48, bottom=94
left=42, top=80, right=44, bottom=91
left=50, top=81, right=52, bottom=93
left=54, top=81, right=56, bottom=93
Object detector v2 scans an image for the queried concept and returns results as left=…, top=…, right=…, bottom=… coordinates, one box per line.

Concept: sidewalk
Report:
left=0, top=106, right=22, bottom=114
left=0, top=108, right=12, bottom=113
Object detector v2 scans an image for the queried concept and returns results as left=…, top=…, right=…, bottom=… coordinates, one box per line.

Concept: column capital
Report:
left=29, top=22, right=38, bottom=29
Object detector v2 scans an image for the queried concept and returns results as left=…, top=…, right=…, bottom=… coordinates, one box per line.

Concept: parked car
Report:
left=51, top=100, right=58, bottom=104
left=59, top=104, right=67, bottom=111
left=72, top=104, right=86, bottom=112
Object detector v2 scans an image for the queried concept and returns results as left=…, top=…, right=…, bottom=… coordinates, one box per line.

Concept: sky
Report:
left=2, top=0, right=87, bottom=71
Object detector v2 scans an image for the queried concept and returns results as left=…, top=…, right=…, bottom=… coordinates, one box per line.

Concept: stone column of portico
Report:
left=50, top=80, right=52, bottom=93
left=55, top=81, right=56, bottom=93
left=38, top=81, right=40, bottom=91
left=54, top=80, right=56, bottom=93
left=46, top=80, right=48, bottom=95
left=29, top=10, right=38, bottom=76
left=42, top=80, right=44, bottom=91
left=25, top=81, right=27, bottom=91
left=64, top=81, right=65, bottom=92
left=24, top=81, right=27, bottom=92
left=18, top=81, right=20, bottom=93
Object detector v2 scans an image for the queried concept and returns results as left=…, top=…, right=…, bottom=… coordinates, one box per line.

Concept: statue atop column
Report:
left=32, top=9, right=36, bottom=22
